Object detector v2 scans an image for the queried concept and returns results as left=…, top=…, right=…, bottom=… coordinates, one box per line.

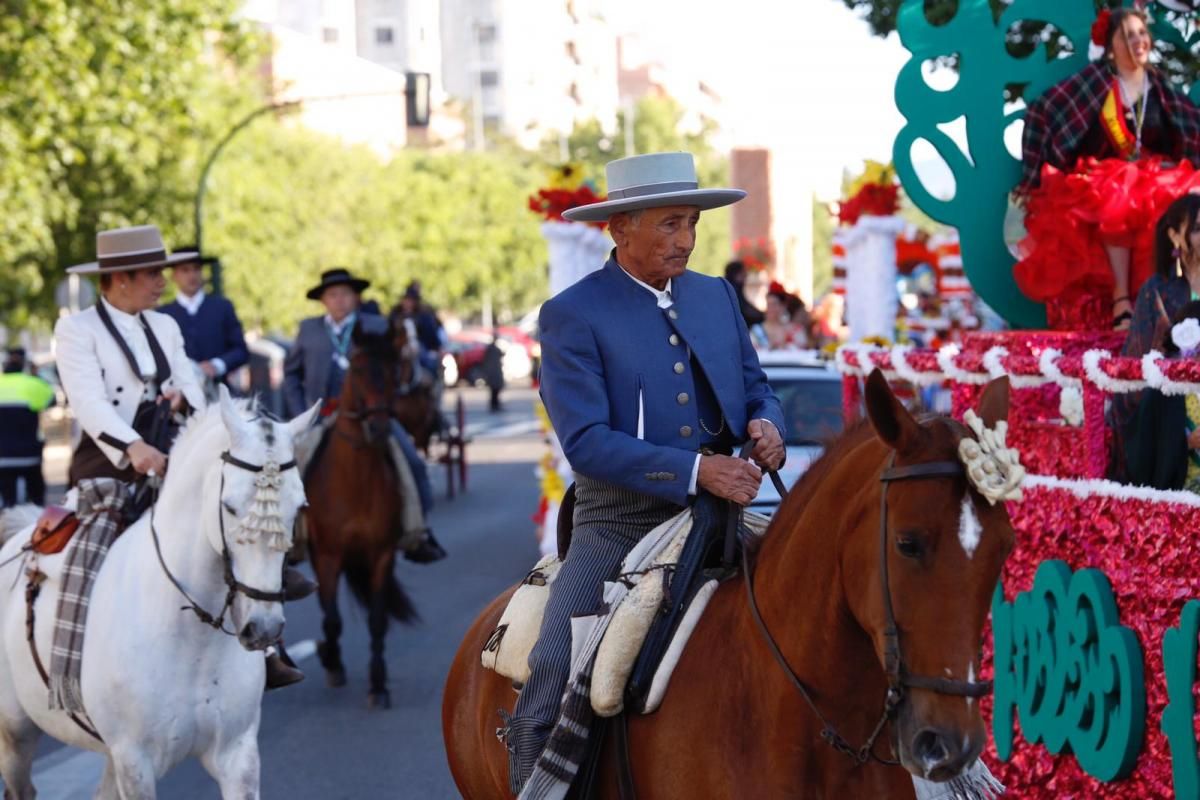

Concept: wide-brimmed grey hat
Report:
left=562, top=152, right=745, bottom=222
left=67, top=225, right=198, bottom=275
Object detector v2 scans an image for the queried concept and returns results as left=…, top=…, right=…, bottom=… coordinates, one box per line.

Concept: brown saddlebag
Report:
left=30, top=506, right=79, bottom=555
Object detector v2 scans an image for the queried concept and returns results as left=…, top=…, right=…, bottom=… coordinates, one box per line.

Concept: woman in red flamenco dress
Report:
left=1015, top=6, right=1200, bottom=330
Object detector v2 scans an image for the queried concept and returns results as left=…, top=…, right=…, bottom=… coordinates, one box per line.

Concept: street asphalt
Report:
left=7, top=383, right=543, bottom=799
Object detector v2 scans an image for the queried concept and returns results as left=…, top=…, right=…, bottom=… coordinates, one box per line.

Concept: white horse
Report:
left=0, top=386, right=319, bottom=799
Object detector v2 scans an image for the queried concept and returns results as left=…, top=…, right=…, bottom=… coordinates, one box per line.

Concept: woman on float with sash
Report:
left=54, top=224, right=307, bottom=688
left=1014, top=6, right=1200, bottom=330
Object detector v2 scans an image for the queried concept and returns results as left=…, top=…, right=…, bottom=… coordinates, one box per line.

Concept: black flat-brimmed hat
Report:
left=67, top=225, right=198, bottom=275
left=169, top=244, right=217, bottom=268
left=306, top=268, right=371, bottom=300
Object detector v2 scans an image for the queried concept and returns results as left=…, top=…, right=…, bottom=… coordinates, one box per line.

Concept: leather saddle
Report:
left=30, top=506, right=79, bottom=555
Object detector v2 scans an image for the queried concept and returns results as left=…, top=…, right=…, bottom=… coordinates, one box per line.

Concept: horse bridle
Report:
left=743, top=450, right=993, bottom=767
left=150, top=451, right=297, bottom=636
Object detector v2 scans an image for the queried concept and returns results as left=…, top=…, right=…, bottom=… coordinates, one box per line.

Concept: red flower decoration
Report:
left=1092, top=8, right=1112, bottom=47
left=528, top=185, right=607, bottom=228
left=838, top=183, right=899, bottom=226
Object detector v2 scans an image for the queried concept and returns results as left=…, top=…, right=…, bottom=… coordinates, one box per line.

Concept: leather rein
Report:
left=742, top=450, right=993, bottom=767
left=150, top=452, right=297, bottom=635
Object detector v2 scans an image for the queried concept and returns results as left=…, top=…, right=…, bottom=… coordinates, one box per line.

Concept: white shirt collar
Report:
left=101, top=296, right=140, bottom=330
left=616, top=262, right=673, bottom=309
left=176, top=289, right=205, bottom=316
left=325, top=311, right=356, bottom=336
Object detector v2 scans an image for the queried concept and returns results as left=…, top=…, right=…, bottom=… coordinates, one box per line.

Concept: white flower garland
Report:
left=1081, top=349, right=1145, bottom=394
left=936, top=344, right=990, bottom=385
left=1038, top=347, right=1080, bottom=389
left=1141, top=350, right=1200, bottom=396
left=1023, top=474, right=1200, bottom=509
left=890, top=345, right=944, bottom=387
left=981, top=346, right=1048, bottom=388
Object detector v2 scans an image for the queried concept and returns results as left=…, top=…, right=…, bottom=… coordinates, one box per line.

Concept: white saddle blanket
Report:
left=481, top=509, right=770, bottom=716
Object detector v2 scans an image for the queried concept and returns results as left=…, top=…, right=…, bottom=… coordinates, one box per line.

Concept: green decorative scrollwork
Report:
left=893, top=0, right=1095, bottom=329
left=992, top=559, right=1146, bottom=782
left=1163, top=600, right=1200, bottom=799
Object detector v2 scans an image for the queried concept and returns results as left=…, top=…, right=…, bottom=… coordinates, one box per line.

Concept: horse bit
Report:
left=743, top=451, right=993, bottom=766
left=151, top=451, right=297, bottom=636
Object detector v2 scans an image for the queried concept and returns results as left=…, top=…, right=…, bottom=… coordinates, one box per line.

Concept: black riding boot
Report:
left=403, top=528, right=448, bottom=563
left=265, top=643, right=305, bottom=690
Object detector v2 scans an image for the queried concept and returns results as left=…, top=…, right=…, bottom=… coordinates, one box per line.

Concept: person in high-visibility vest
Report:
left=0, top=348, right=55, bottom=506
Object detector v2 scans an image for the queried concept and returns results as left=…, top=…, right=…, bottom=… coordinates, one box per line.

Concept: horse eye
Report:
left=895, top=534, right=923, bottom=560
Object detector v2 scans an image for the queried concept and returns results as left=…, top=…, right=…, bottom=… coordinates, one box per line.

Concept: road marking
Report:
left=466, top=419, right=541, bottom=439
left=288, top=638, right=316, bottom=662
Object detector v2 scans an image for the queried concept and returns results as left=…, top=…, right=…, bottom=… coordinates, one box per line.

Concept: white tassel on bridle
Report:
left=958, top=410, right=1025, bottom=505
left=234, top=461, right=291, bottom=552
left=912, top=759, right=1006, bottom=800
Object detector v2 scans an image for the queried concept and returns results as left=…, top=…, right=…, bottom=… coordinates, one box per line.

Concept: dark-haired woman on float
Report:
left=1015, top=7, right=1200, bottom=330
left=1112, top=192, right=1200, bottom=480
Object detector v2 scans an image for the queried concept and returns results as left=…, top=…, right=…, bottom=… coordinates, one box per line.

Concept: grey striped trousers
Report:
left=507, top=474, right=683, bottom=789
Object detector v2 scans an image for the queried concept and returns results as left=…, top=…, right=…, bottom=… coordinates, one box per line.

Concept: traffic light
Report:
left=406, top=72, right=431, bottom=128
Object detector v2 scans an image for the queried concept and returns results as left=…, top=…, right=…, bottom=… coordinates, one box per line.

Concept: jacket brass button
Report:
left=680, top=425, right=693, bottom=438
left=673, top=362, right=685, bottom=374
left=668, top=309, right=678, bottom=320
left=677, top=392, right=689, bottom=405
left=669, top=334, right=680, bottom=346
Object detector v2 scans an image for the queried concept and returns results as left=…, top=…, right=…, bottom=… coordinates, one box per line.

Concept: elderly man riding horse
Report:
left=503, top=152, right=786, bottom=794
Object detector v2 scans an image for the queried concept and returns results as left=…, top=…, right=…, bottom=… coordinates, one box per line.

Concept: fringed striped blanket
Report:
left=518, top=502, right=1006, bottom=800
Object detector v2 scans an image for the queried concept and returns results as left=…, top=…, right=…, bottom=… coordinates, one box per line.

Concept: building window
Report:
left=375, top=26, right=394, bottom=45
left=481, top=70, right=499, bottom=88
left=322, top=27, right=338, bottom=43
left=477, top=24, right=497, bottom=44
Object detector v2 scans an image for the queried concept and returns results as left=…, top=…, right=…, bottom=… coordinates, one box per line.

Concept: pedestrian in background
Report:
left=158, top=247, right=248, bottom=388
left=0, top=348, right=55, bottom=506
left=482, top=332, right=505, bottom=412
left=724, top=259, right=765, bottom=328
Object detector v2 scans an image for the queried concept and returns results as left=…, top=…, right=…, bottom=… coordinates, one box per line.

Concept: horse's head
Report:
left=390, top=313, right=438, bottom=449
left=213, top=386, right=320, bottom=651
left=846, top=370, right=1015, bottom=781
left=342, top=315, right=399, bottom=445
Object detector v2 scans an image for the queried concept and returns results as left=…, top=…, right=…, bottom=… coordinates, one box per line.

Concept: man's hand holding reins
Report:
left=698, top=455, right=762, bottom=507
left=128, top=440, right=167, bottom=477
left=748, top=419, right=785, bottom=471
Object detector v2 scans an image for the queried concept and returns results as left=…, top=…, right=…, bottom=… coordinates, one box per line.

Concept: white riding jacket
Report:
left=54, top=300, right=206, bottom=470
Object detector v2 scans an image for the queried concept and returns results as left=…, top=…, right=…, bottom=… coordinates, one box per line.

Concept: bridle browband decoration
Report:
left=744, top=449, right=993, bottom=767
left=151, top=451, right=297, bottom=636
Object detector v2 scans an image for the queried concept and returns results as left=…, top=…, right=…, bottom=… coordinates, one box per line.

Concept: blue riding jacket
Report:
left=538, top=255, right=784, bottom=506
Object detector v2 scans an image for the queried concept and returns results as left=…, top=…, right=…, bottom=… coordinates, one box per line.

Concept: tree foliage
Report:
left=205, top=123, right=549, bottom=333
left=0, top=0, right=264, bottom=331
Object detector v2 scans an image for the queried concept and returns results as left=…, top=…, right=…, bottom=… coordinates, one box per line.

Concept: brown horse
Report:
left=304, top=316, right=417, bottom=709
left=388, top=310, right=439, bottom=451
left=443, top=370, right=1015, bottom=797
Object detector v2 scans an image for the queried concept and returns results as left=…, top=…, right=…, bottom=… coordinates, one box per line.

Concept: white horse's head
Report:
left=210, top=386, right=320, bottom=651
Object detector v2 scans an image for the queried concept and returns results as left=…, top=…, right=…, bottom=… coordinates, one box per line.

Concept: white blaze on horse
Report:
left=0, top=387, right=318, bottom=799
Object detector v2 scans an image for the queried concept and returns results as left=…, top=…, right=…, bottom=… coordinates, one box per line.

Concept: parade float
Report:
left=528, top=164, right=611, bottom=555
left=842, top=1, right=1200, bottom=795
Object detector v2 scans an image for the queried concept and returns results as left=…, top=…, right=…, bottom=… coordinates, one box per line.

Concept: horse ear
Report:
left=977, top=375, right=1011, bottom=428
left=217, top=384, right=250, bottom=441
left=287, top=399, right=322, bottom=440
left=864, top=369, right=921, bottom=453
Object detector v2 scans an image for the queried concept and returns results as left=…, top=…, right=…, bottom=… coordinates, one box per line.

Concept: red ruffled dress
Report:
left=1015, top=86, right=1200, bottom=328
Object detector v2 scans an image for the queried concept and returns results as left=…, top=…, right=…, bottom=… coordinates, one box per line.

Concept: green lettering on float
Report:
left=1163, top=600, right=1200, bottom=799
left=992, top=560, right=1146, bottom=782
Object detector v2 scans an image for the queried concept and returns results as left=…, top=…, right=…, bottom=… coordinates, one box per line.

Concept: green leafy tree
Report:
left=204, top=122, right=549, bottom=334
left=544, top=96, right=732, bottom=277
left=0, top=0, right=263, bottom=331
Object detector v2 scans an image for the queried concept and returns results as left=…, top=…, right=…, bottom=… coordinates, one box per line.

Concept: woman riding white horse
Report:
left=0, top=386, right=317, bottom=798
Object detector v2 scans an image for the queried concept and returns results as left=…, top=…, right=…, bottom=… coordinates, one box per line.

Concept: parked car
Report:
left=444, top=337, right=487, bottom=386
left=749, top=351, right=845, bottom=517
left=450, top=329, right=532, bottom=383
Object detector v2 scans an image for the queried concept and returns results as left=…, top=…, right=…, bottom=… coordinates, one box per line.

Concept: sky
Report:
left=607, top=0, right=912, bottom=199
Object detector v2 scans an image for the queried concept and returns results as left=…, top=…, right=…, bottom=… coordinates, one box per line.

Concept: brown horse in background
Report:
left=443, top=371, right=1016, bottom=797
left=304, top=316, right=418, bottom=709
